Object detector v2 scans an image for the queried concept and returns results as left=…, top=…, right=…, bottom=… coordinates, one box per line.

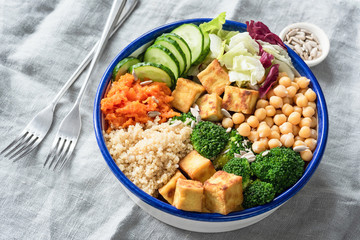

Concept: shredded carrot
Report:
left=101, top=73, right=179, bottom=131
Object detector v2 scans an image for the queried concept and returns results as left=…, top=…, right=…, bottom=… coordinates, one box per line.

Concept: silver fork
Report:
left=44, top=0, right=128, bottom=171
left=0, top=0, right=137, bottom=162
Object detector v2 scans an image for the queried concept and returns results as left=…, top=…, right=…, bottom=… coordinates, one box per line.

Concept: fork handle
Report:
left=51, top=0, right=134, bottom=110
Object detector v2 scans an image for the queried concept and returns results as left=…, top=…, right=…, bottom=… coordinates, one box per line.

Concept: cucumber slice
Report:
left=171, top=24, right=204, bottom=65
left=112, top=57, right=140, bottom=82
left=162, top=33, right=192, bottom=74
left=193, top=30, right=210, bottom=65
left=154, top=36, right=186, bottom=75
left=144, top=44, right=180, bottom=79
left=129, top=62, right=175, bottom=88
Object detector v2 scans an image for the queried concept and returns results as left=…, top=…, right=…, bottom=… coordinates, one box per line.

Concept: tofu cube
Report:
left=204, top=171, right=243, bottom=215
left=222, top=86, right=259, bottom=114
left=179, top=150, right=216, bottom=183
left=196, top=93, right=224, bottom=121
left=173, top=179, right=203, bottom=212
left=159, top=170, right=186, bottom=204
left=171, top=78, right=205, bottom=113
left=197, top=59, right=230, bottom=95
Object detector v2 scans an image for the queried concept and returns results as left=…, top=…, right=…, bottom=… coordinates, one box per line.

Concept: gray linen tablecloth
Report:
left=1, top=0, right=359, bottom=239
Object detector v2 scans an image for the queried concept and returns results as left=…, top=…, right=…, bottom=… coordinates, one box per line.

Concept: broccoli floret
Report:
left=190, top=121, right=228, bottom=158
left=170, top=112, right=195, bottom=125
left=222, top=157, right=252, bottom=189
left=251, top=147, right=304, bottom=194
left=213, top=130, right=252, bottom=169
left=242, top=181, right=276, bottom=209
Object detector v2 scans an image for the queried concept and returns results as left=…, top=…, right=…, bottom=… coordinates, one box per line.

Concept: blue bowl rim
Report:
left=93, top=18, right=329, bottom=222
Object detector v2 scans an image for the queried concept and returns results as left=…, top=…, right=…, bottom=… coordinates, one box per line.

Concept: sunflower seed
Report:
left=293, top=145, right=309, bottom=152
left=221, top=108, right=231, bottom=118
left=132, top=69, right=138, bottom=81
left=192, top=103, right=200, bottom=111
left=287, top=29, right=298, bottom=37
left=171, top=121, right=182, bottom=127
left=261, top=150, right=270, bottom=156
left=147, top=111, right=160, bottom=117
left=152, top=96, right=159, bottom=103
left=140, top=80, right=153, bottom=86
left=226, top=127, right=232, bottom=133
left=196, top=115, right=201, bottom=123
left=190, top=121, right=196, bottom=129
left=242, top=151, right=256, bottom=162
left=190, top=107, right=199, bottom=118
left=310, top=48, right=318, bottom=57
left=234, top=153, right=242, bottom=158
left=223, top=149, right=230, bottom=154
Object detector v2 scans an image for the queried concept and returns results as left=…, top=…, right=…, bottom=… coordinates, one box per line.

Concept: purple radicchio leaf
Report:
left=259, top=64, right=279, bottom=98
left=259, top=44, right=274, bottom=68
left=246, top=20, right=287, bottom=50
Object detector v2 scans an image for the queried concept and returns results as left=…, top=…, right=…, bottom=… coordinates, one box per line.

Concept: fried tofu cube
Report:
left=179, top=150, right=216, bottom=183
left=222, top=86, right=259, bottom=114
left=197, top=59, right=230, bottom=95
left=159, top=170, right=186, bottom=204
left=196, top=93, right=224, bottom=121
left=204, top=171, right=243, bottom=215
left=171, top=78, right=205, bottom=113
left=173, top=179, right=203, bottom=212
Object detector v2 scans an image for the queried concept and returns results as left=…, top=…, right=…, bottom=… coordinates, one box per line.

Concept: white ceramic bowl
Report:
left=94, top=18, right=329, bottom=233
left=279, top=22, right=330, bottom=67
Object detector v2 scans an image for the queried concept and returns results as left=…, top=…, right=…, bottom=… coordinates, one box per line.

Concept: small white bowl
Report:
left=279, top=22, right=330, bottom=67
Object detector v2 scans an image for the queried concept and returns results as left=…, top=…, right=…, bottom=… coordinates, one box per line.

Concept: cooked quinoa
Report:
left=104, top=118, right=193, bottom=196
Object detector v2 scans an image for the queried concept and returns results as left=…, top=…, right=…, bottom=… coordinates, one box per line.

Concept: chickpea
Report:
left=269, top=96, right=283, bottom=109
left=259, top=121, right=268, bottom=127
left=302, top=106, right=315, bottom=118
left=265, top=105, right=276, bottom=117
left=297, top=77, right=310, bottom=88
left=305, top=88, right=317, bottom=102
left=311, top=129, right=318, bottom=139
left=222, top=117, right=234, bottom=129
left=282, top=104, right=294, bottom=116
left=305, top=138, right=317, bottom=151
left=283, top=97, right=293, bottom=105
left=258, top=124, right=271, bottom=138
left=252, top=141, right=267, bottom=154
left=264, top=117, right=274, bottom=127
left=271, top=125, right=280, bottom=133
left=237, top=123, right=251, bottom=136
left=298, top=88, right=307, bottom=95
left=293, top=140, right=306, bottom=148
left=259, top=138, right=269, bottom=150
left=232, top=113, right=245, bottom=125
left=256, top=99, right=269, bottom=109
left=310, top=117, right=317, bottom=128
left=269, top=130, right=281, bottom=140
left=299, top=117, right=312, bottom=128
left=286, top=86, right=297, bottom=98
left=299, top=126, right=311, bottom=138
left=288, top=112, right=301, bottom=125
left=296, top=95, right=308, bottom=107
left=300, top=149, right=313, bottom=161
left=278, top=72, right=288, bottom=78
left=274, top=85, right=288, bottom=98
left=293, top=125, right=300, bottom=136
left=274, top=114, right=287, bottom=126
left=248, top=130, right=259, bottom=142
left=268, top=139, right=282, bottom=149
left=279, top=76, right=292, bottom=87
left=255, top=108, right=267, bottom=121
left=280, top=133, right=295, bottom=148
left=291, top=82, right=300, bottom=91
left=294, top=106, right=302, bottom=114
left=308, top=102, right=317, bottom=110
left=279, top=122, right=293, bottom=134
left=266, top=89, right=276, bottom=99
left=247, top=116, right=259, bottom=128
left=295, top=136, right=304, bottom=142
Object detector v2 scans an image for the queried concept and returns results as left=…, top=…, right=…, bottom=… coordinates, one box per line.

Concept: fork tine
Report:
left=52, top=140, right=71, bottom=171
left=9, top=135, right=38, bottom=161
left=5, top=133, right=33, bottom=158
left=44, top=138, right=61, bottom=168
left=47, top=138, right=66, bottom=170
left=58, top=141, right=77, bottom=171
left=12, top=137, right=42, bottom=162
left=1, top=131, right=28, bottom=156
